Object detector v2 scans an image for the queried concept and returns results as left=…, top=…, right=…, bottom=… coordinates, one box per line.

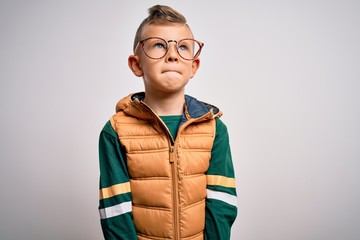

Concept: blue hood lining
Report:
left=130, top=92, right=219, bottom=120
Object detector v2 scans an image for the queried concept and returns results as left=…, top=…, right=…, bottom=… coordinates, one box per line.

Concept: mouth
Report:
left=162, top=69, right=181, bottom=75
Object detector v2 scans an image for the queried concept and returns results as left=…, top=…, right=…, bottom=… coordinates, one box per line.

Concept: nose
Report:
left=165, top=41, right=179, bottom=62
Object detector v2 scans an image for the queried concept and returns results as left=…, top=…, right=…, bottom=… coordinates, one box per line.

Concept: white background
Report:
left=1, top=0, right=360, bottom=239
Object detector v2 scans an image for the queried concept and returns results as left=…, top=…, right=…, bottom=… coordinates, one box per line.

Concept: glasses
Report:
left=137, top=37, right=204, bottom=61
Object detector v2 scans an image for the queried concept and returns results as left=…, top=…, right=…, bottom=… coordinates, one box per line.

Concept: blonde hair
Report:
left=133, top=5, right=188, bottom=52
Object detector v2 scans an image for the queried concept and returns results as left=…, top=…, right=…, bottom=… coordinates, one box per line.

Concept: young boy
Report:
left=98, top=5, right=237, bottom=240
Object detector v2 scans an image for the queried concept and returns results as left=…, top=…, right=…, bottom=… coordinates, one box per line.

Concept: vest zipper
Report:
left=169, top=146, right=175, bottom=163
left=170, top=147, right=180, bottom=240
left=139, top=100, right=181, bottom=239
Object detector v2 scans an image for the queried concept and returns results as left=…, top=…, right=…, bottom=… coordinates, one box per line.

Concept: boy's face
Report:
left=128, top=24, right=200, bottom=96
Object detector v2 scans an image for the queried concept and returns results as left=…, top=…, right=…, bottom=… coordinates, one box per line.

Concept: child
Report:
left=98, top=5, right=237, bottom=240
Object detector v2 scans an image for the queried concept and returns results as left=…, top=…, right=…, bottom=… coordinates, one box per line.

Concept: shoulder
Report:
left=215, top=118, right=228, bottom=134
left=100, top=120, right=118, bottom=138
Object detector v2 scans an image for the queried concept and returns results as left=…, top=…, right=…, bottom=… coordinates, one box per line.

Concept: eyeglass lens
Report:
left=142, top=38, right=201, bottom=60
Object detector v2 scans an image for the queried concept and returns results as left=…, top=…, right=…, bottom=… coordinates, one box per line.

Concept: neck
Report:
left=143, top=91, right=185, bottom=116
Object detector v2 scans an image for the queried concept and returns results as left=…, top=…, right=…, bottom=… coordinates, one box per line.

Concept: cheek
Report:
left=186, top=63, right=195, bottom=74
left=141, top=64, right=156, bottom=78
left=142, top=59, right=161, bottom=72
left=189, top=65, right=197, bottom=77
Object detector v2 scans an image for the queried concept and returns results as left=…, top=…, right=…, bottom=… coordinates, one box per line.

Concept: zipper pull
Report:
left=169, top=146, right=175, bottom=163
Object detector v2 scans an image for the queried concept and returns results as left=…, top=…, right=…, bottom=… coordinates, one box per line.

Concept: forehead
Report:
left=141, top=24, right=194, bottom=40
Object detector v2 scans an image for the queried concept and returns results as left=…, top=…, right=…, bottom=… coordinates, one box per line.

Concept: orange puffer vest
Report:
left=110, top=93, right=221, bottom=240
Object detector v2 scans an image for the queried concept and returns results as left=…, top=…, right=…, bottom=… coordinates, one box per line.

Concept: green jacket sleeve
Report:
left=98, top=121, right=137, bottom=240
left=205, top=118, right=238, bottom=240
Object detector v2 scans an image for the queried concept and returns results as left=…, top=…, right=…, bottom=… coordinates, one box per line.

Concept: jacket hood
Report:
left=115, top=92, right=222, bottom=122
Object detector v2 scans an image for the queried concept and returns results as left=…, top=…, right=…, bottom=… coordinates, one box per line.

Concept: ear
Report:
left=190, top=58, right=200, bottom=78
left=128, top=55, right=143, bottom=77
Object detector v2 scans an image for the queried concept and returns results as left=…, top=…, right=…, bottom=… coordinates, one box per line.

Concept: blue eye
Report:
left=155, top=43, right=166, bottom=49
left=179, top=45, right=188, bottom=51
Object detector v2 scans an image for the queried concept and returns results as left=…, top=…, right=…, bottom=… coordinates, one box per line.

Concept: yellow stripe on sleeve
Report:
left=207, top=175, right=236, bottom=188
left=99, top=182, right=131, bottom=200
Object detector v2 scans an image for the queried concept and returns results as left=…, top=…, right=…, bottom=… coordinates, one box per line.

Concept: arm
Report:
left=98, top=121, right=137, bottom=240
left=205, top=118, right=238, bottom=240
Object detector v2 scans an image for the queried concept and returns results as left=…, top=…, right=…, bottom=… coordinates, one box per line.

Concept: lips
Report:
left=162, top=69, right=181, bottom=74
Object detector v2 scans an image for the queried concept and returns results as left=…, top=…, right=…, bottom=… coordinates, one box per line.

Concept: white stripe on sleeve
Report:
left=206, top=189, right=238, bottom=207
left=99, top=201, right=132, bottom=219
